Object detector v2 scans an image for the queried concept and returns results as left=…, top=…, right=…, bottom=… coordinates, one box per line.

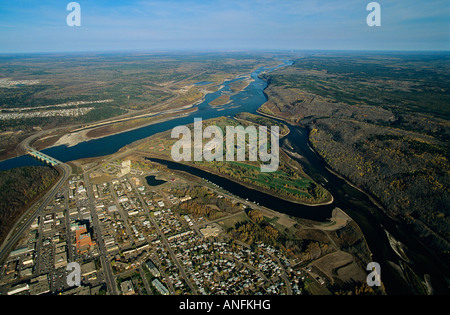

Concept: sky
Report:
left=0, top=0, right=449, bottom=53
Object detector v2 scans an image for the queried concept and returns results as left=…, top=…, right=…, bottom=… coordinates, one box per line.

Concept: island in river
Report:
left=59, top=133, right=378, bottom=295
left=2, top=51, right=439, bottom=295
left=131, top=116, right=333, bottom=206
left=209, top=94, right=231, bottom=107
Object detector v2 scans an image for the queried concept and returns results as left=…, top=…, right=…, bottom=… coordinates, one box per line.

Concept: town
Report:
left=0, top=156, right=311, bottom=295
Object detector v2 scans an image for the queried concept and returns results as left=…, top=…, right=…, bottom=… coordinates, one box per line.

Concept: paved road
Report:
left=83, top=171, right=118, bottom=295
left=0, top=129, right=72, bottom=270
left=0, top=161, right=71, bottom=265
left=130, top=178, right=198, bottom=294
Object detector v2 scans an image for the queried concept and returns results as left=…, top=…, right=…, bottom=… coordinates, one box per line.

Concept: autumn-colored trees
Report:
left=0, top=166, right=59, bottom=244
left=260, top=54, right=450, bottom=259
left=178, top=186, right=241, bottom=221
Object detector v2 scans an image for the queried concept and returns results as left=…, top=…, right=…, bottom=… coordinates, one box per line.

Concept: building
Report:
left=30, top=218, right=39, bottom=229
left=121, top=280, right=135, bottom=295
left=54, top=252, right=68, bottom=269
left=152, top=278, right=169, bottom=295
left=29, top=275, right=50, bottom=295
left=7, top=283, right=29, bottom=295
left=5, top=261, right=17, bottom=275
left=145, top=260, right=161, bottom=278
left=61, top=285, right=91, bottom=295
left=10, top=243, right=34, bottom=257
left=128, top=210, right=139, bottom=216
left=75, top=224, right=95, bottom=254
left=108, top=205, right=118, bottom=212
left=81, top=261, right=97, bottom=280
left=20, top=268, right=33, bottom=277
left=120, top=160, right=131, bottom=177
left=180, top=195, right=192, bottom=203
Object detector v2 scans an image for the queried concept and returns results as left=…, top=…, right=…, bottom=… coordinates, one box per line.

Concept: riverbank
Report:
left=255, top=110, right=450, bottom=294
left=49, top=106, right=198, bottom=148
left=138, top=152, right=334, bottom=208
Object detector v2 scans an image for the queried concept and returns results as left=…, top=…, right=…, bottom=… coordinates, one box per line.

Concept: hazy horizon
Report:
left=1, top=49, right=450, bottom=57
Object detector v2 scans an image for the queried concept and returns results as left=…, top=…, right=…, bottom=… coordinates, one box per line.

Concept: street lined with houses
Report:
left=0, top=156, right=310, bottom=295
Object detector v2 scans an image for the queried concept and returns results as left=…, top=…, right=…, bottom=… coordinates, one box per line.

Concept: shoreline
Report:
left=50, top=106, right=198, bottom=148
left=0, top=104, right=198, bottom=164
left=141, top=153, right=334, bottom=208
left=257, top=106, right=397, bottom=218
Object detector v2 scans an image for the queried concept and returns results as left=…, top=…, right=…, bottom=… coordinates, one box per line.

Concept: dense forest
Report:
left=260, top=52, right=450, bottom=261
left=0, top=166, right=59, bottom=245
left=309, top=119, right=449, bottom=253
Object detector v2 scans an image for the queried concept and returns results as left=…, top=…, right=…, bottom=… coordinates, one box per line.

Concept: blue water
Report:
left=194, top=81, right=214, bottom=86
left=145, top=175, right=167, bottom=186
left=0, top=60, right=293, bottom=171
left=1, top=58, right=448, bottom=294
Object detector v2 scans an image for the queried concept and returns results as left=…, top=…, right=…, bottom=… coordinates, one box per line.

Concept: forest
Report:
left=0, top=166, right=59, bottom=245
left=259, top=52, right=450, bottom=261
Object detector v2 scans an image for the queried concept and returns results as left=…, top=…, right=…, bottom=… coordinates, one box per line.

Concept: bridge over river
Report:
left=27, top=148, right=62, bottom=166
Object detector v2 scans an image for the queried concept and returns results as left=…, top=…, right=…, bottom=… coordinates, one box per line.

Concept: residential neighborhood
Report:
left=0, top=158, right=310, bottom=295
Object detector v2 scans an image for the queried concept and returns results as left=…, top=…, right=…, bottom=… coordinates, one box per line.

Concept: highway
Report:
left=0, top=160, right=71, bottom=265
left=0, top=131, right=71, bottom=265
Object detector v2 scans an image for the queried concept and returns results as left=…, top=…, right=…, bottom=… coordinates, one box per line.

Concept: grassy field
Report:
left=228, top=161, right=313, bottom=198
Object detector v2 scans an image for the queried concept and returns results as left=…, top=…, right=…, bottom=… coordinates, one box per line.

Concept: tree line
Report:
left=0, top=166, right=59, bottom=245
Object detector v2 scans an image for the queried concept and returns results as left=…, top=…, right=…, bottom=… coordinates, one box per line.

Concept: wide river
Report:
left=0, top=59, right=448, bottom=294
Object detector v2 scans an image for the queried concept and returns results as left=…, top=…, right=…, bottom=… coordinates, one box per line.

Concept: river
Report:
left=0, top=58, right=448, bottom=294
